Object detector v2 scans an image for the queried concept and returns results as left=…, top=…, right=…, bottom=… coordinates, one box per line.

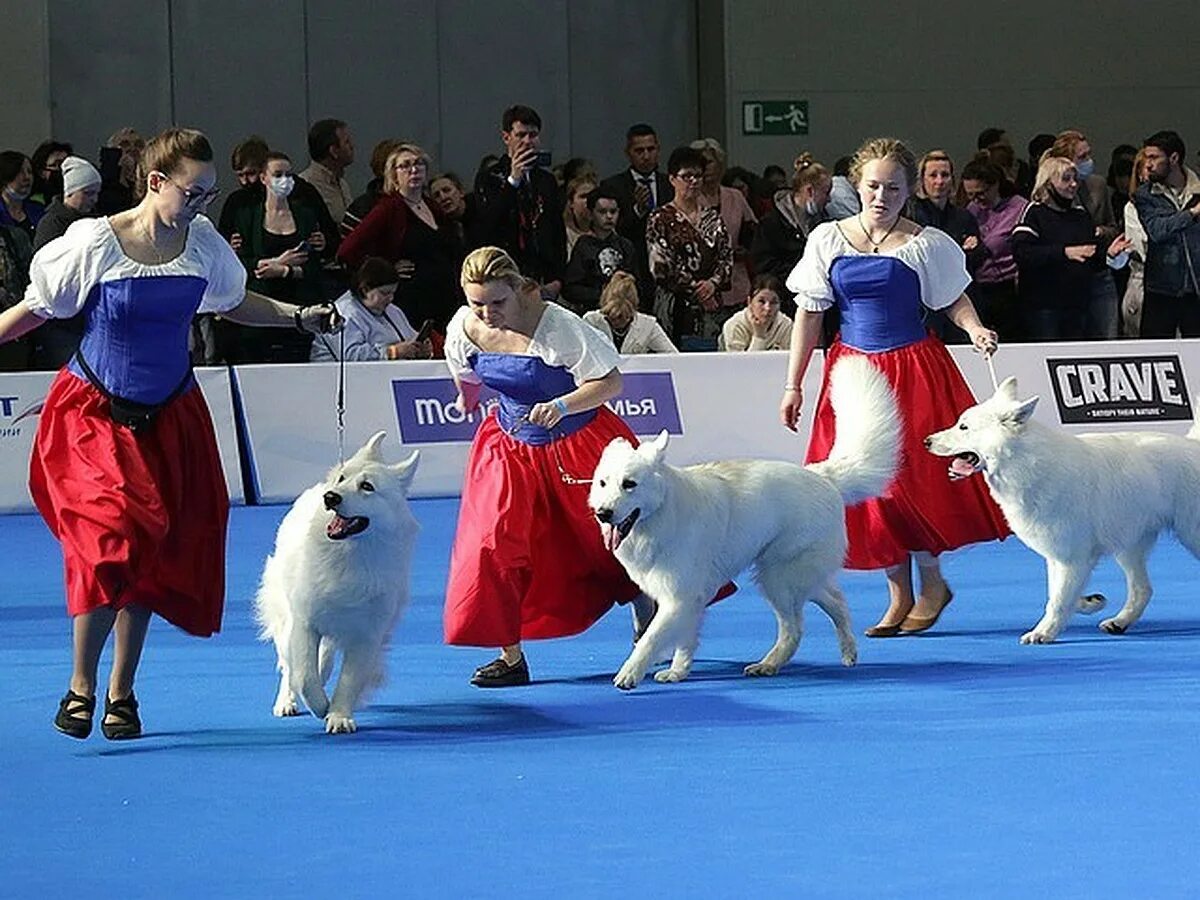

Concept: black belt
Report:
left=73, top=351, right=194, bottom=433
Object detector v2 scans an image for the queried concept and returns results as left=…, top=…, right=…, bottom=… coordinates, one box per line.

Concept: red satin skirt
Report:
left=805, top=335, right=1010, bottom=570
left=29, top=371, right=229, bottom=636
left=444, top=408, right=642, bottom=647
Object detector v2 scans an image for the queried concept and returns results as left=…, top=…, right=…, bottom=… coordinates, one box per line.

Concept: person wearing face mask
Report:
left=223, top=151, right=329, bottom=362
left=961, top=157, right=1029, bottom=342
left=751, top=152, right=832, bottom=318
left=1012, top=156, right=1131, bottom=341
left=29, top=140, right=73, bottom=207
left=1, top=150, right=47, bottom=240
left=1048, top=130, right=1121, bottom=338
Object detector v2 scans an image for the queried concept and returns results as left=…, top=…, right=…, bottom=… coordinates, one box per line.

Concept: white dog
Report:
left=589, top=355, right=900, bottom=689
left=926, top=376, right=1200, bottom=643
left=254, top=432, right=419, bottom=733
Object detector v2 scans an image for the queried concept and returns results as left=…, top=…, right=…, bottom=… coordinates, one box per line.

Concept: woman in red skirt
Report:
left=0, top=128, right=338, bottom=739
left=780, top=138, right=1010, bottom=637
left=444, top=246, right=653, bottom=686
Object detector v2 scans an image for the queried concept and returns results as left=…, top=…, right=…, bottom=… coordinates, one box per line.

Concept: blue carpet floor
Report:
left=3, top=500, right=1199, bottom=898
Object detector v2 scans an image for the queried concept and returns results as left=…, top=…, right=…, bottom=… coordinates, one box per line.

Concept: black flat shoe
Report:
left=470, top=656, right=531, bottom=688
left=54, top=690, right=95, bottom=739
left=101, top=694, right=142, bottom=740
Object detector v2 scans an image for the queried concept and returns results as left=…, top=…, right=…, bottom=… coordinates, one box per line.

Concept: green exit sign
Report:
left=742, top=100, right=809, bottom=136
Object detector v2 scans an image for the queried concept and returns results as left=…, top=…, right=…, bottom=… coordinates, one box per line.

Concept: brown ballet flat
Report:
left=899, top=591, right=954, bottom=634
left=864, top=621, right=904, bottom=638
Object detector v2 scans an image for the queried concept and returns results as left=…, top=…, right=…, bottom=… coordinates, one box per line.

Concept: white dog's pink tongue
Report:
left=949, top=457, right=977, bottom=479
left=600, top=521, right=621, bottom=553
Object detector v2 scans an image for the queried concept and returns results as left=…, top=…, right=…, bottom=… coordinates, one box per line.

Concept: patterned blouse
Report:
left=646, top=204, right=733, bottom=297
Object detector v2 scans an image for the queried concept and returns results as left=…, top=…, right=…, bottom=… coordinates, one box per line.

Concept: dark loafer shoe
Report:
left=54, top=690, right=96, bottom=739
left=470, top=656, right=531, bottom=688
left=101, top=694, right=142, bottom=740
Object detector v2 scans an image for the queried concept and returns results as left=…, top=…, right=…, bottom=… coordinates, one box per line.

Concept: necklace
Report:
left=857, top=213, right=899, bottom=253
left=140, top=216, right=166, bottom=264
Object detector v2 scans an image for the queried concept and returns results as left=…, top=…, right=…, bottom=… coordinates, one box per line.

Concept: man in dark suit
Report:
left=599, top=124, right=673, bottom=310
left=473, top=105, right=567, bottom=298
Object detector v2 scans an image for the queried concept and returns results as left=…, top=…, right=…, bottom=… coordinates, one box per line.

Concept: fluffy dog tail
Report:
left=806, top=355, right=901, bottom=505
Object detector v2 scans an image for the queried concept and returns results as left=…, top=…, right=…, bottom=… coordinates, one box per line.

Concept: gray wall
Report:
left=724, top=0, right=1200, bottom=177
left=0, top=2, right=51, bottom=153
left=4, top=0, right=699, bottom=195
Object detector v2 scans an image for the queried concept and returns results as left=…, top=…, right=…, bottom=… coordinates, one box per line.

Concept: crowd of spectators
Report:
left=3, top=112, right=1199, bottom=371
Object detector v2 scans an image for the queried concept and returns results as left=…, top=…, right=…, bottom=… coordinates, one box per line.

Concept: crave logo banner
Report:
left=1046, top=356, right=1192, bottom=424
left=392, top=372, right=684, bottom=444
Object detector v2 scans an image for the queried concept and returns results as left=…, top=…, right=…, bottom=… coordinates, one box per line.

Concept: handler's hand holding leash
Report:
left=966, top=325, right=1000, bottom=390
left=293, top=303, right=344, bottom=335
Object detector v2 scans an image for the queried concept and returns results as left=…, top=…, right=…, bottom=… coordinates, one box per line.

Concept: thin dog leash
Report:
left=984, top=350, right=999, bottom=392
left=336, top=327, right=346, bottom=464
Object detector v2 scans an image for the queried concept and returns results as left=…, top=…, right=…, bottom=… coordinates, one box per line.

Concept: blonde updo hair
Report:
left=599, top=271, right=639, bottom=320
left=136, top=127, right=213, bottom=200
left=792, top=152, right=829, bottom=191
left=383, top=143, right=432, bottom=194
left=460, top=246, right=524, bottom=291
left=850, top=137, right=918, bottom=190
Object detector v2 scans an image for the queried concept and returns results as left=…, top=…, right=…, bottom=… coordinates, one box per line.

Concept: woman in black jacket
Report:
left=749, top=153, right=830, bottom=317
left=1012, top=156, right=1130, bottom=341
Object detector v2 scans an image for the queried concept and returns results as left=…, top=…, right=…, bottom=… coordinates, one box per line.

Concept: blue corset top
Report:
left=68, top=274, right=205, bottom=404
left=831, top=256, right=928, bottom=352
left=471, top=352, right=595, bottom=446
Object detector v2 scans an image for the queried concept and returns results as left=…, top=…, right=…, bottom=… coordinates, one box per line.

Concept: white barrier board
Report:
left=0, top=367, right=244, bottom=514
left=234, top=353, right=822, bottom=503
left=234, top=338, right=1200, bottom=505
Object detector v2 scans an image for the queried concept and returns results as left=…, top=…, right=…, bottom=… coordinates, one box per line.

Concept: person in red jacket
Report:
left=337, top=143, right=464, bottom=329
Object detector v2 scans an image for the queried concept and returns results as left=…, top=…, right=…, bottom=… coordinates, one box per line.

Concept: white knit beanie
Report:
left=61, top=155, right=101, bottom=196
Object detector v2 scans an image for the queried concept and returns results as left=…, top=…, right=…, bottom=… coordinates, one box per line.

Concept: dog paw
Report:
left=1019, top=629, right=1055, bottom=645
left=1078, top=593, right=1107, bottom=615
left=272, top=699, right=301, bottom=717
left=653, top=668, right=686, bottom=683
left=743, top=662, right=779, bottom=677
left=613, top=664, right=644, bottom=690
left=324, top=713, right=357, bottom=734
left=1099, top=617, right=1128, bottom=635
left=840, top=647, right=858, bottom=667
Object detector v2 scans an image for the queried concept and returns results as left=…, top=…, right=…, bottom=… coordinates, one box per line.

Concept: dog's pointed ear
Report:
left=996, top=376, right=1019, bottom=402
left=391, top=449, right=420, bottom=489
left=1005, top=395, right=1039, bottom=426
left=352, top=430, right=387, bottom=462
left=641, top=430, right=670, bottom=461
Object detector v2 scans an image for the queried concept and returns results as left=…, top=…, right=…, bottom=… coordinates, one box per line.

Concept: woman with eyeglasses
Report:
left=222, top=150, right=331, bottom=362
left=338, top=143, right=464, bottom=332
left=646, top=146, right=733, bottom=346
left=0, top=127, right=340, bottom=742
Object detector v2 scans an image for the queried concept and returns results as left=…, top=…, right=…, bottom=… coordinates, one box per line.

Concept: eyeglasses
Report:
left=155, top=171, right=220, bottom=207
left=672, top=171, right=703, bottom=182
left=393, top=159, right=428, bottom=171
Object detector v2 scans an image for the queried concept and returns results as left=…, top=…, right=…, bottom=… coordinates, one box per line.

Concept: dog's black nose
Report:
left=923, top=437, right=932, bottom=449
left=323, top=491, right=342, bottom=510
left=594, top=508, right=613, bottom=523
